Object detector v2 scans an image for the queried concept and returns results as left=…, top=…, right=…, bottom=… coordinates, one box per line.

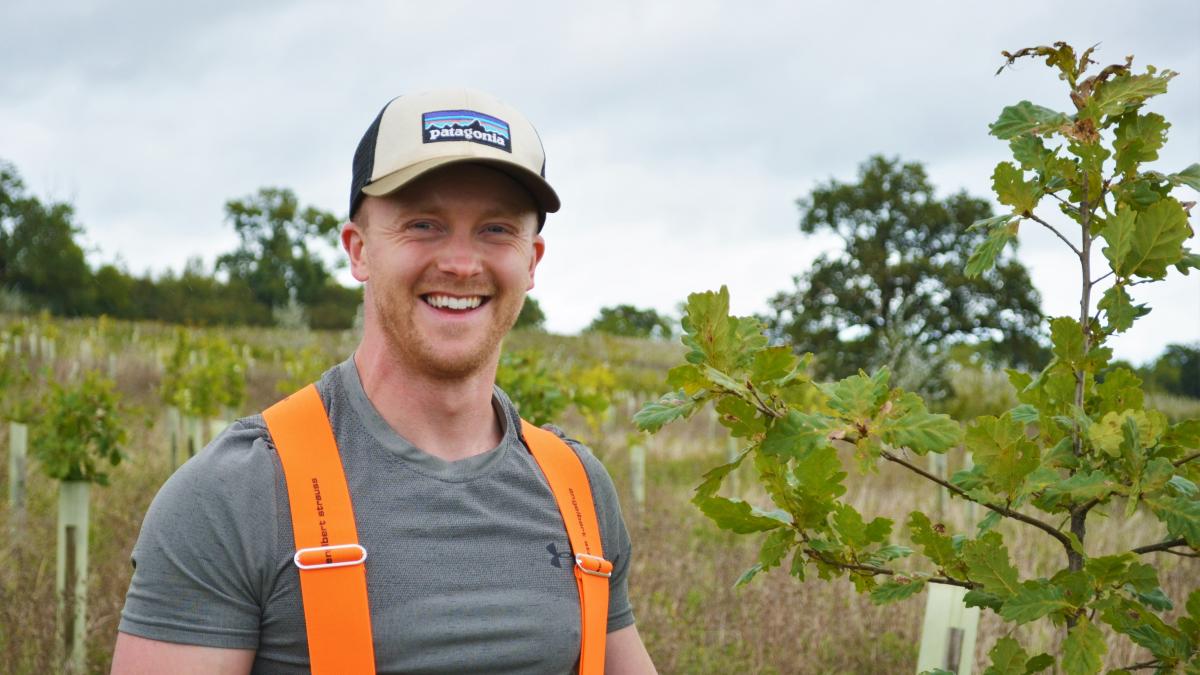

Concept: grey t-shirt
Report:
left=119, top=358, right=635, bottom=674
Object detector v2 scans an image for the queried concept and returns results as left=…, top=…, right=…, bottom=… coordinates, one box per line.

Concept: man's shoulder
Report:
left=134, top=413, right=282, bottom=575
left=198, top=414, right=272, bottom=462
left=535, top=423, right=597, bottom=462
left=122, top=416, right=283, bottom=653
left=164, top=414, right=277, bottom=498
left=531, top=423, right=616, bottom=496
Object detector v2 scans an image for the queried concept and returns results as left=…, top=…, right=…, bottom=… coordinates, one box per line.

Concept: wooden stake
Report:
left=726, top=436, right=740, bottom=497
left=916, top=583, right=980, bottom=675
left=962, top=451, right=976, bottom=530
left=8, top=421, right=27, bottom=524
left=56, top=481, right=90, bottom=674
left=165, top=406, right=180, bottom=470
left=629, top=441, right=645, bottom=513
left=187, top=416, right=204, bottom=459
left=207, top=419, right=228, bottom=446
left=928, top=453, right=947, bottom=521
left=916, top=450, right=980, bottom=674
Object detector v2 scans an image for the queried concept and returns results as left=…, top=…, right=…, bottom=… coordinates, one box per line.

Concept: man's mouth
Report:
left=421, top=294, right=489, bottom=312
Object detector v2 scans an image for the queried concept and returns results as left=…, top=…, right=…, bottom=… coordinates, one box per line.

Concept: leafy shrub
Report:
left=31, top=371, right=126, bottom=484
left=636, top=43, right=1200, bottom=674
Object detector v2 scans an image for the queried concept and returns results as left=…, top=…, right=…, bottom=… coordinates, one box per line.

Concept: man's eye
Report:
left=484, top=224, right=512, bottom=234
left=409, top=221, right=436, bottom=231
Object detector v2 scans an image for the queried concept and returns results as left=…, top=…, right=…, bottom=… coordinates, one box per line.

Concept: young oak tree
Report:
left=636, top=43, right=1199, bottom=674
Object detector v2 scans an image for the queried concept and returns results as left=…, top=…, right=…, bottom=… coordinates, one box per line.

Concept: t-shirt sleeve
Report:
left=118, top=419, right=281, bottom=649
left=557, top=435, right=636, bottom=634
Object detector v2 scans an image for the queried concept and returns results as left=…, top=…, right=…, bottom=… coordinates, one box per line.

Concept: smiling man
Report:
left=112, top=89, right=656, bottom=674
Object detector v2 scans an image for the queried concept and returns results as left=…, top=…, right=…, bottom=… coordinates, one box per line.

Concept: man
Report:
left=111, top=89, right=656, bottom=674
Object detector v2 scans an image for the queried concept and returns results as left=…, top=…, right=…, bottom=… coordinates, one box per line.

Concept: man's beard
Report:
left=372, top=283, right=521, bottom=381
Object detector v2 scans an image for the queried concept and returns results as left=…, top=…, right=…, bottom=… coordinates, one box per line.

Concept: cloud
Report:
left=1, top=0, right=1196, bottom=363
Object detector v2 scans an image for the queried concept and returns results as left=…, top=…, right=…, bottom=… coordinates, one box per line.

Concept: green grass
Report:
left=0, top=317, right=1196, bottom=673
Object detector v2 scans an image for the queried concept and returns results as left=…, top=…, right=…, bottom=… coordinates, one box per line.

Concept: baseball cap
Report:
left=349, top=88, right=560, bottom=229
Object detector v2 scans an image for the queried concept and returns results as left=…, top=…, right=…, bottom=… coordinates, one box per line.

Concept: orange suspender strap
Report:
left=520, top=420, right=613, bottom=675
left=262, top=384, right=376, bottom=675
left=263, top=385, right=605, bottom=674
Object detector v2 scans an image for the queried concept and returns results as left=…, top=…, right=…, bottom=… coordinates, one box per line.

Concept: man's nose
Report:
left=435, top=233, right=483, bottom=278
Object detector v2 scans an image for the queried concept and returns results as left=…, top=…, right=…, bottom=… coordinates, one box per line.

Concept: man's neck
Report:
left=353, top=340, right=504, bottom=463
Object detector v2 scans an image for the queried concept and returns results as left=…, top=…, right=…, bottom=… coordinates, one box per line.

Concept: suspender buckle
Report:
left=293, top=543, right=368, bottom=570
left=575, top=553, right=612, bottom=578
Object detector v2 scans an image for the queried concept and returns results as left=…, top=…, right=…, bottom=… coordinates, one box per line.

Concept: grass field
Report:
left=0, top=319, right=1196, bottom=673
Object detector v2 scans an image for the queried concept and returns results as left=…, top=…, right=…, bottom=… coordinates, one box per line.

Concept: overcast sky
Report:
left=2, top=0, right=1197, bottom=365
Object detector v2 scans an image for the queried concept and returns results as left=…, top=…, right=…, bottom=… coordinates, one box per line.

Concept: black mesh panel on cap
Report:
left=349, top=99, right=393, bottom=219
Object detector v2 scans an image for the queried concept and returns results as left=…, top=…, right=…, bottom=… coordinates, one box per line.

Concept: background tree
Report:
left=767, top=155, right=1046, bottom=396
left=0, top=161, right=95, bottom=315
left=216, top=187, right=341, bottom=316
left=585, top=304, right=674, bottom=339
left=0, top=160, right=363, bottom=328
left=1142, top=343, right=1200, bottom=399
left=515, top=295, right=547, bottom=330
left=305, top=284, right=363, bottom=330
left=92, top=263, right=136, bottom=318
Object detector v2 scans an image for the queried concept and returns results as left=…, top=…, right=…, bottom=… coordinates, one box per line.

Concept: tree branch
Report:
left=743, top=383, right=780, bottom=420
left=1075, top=449, right=1198, bottom=518
left=1070, top=182, right=1095, bottom=580
left=1121, top=659, right=1162, bottom=671
left=1132, top=537, right=1190, bottom=555
left=1028, top=213, right=1083, bottom=257
left=879, top=450, right=1077, bottom=552
left=1174, top=451, right=1200, bottom=468
left=801, top=548, right=978, bottom=590
left=1047, top=190, right=1076, bottom=209
left=1090, top=270, right=1114, bottom=286
left=1076, top=496, right=1104, bottom=520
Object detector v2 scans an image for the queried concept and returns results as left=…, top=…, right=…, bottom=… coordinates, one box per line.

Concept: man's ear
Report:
left=342, top=220, right=369, bottom=282
left=527, top=234, right=545, bottom=291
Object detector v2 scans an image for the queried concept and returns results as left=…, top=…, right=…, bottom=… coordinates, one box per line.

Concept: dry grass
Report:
left=603, top=413, right=1198, bottom=674
left=1146, top=391, right=1200, bottom=423
left=0, top=319, right=1196, bottom=673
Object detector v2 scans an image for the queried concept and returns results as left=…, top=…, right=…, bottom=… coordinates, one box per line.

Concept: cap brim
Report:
left=360, top=156, right=561, bottom=214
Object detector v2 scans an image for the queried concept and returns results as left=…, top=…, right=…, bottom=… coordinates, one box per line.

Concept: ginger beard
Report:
left=369, top=273, right=524, bottom=381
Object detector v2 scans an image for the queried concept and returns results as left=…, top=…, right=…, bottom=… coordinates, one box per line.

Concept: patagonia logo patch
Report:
left=422, top=109, right=511, bottom=153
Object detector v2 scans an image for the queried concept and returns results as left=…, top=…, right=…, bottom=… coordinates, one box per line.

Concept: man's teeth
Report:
left=425, top=295, right=483, bottom=310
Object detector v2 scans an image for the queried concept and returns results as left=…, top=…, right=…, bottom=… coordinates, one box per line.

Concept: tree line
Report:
left=0, top=161, right=360, bottom=329
left=1, top=155, right=1194, bottom=399
left=581, top=156, right=1197, bottom=400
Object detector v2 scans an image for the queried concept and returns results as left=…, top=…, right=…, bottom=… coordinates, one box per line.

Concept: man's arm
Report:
left=605, top=624, right=657, bottom=675
left=116, top=423, right=277, bottom=669
left=110, top=632, right=255, bottom=675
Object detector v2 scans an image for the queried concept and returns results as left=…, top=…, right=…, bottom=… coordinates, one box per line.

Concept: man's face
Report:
left=343, top=163, right=545, bottom=380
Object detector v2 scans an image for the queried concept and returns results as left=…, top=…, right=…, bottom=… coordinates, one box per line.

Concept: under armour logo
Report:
left=546, top=543, right=574, bottom=568
left=546, top=543, right=620, bottom=570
